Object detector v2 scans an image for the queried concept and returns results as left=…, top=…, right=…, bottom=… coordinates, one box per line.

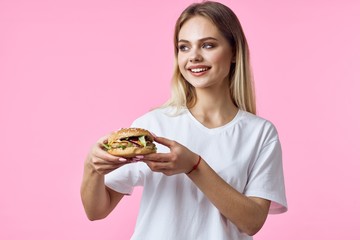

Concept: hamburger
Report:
left=102, top=128, right=157, bottom=157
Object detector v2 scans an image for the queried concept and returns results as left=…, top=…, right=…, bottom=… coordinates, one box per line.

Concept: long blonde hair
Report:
left=163, top=1, right=256, bottom=115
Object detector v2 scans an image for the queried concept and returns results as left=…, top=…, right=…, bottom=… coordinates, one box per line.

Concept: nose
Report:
left=189, top=50, right=203, bottom=63
left=190, top=56, right=202, bottom=63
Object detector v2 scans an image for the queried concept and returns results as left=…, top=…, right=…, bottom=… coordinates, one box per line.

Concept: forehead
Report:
left=178, top=16, right=222, bottom=41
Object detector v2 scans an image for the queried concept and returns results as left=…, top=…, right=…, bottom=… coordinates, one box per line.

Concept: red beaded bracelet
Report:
left=186, top=155, right=202, bottom=174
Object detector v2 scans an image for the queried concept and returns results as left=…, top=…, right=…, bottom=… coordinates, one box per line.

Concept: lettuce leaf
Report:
left=139, top=136, right=147, bottom=147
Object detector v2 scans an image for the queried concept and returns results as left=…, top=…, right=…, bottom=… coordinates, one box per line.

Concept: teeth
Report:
left=190, top=68, right=208, bottom=73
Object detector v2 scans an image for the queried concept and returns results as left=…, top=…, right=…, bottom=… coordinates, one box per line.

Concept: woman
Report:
left=81, top=1, right=287, bottom=239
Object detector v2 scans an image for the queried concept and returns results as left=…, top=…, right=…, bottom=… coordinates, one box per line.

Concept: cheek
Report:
left=209, top=52, right=222, bottom=62
left=210, top=51, right=231, bottom=64
left=210, top=52, right=233, bottom=76
left=177, top=55, right=187, bottom=73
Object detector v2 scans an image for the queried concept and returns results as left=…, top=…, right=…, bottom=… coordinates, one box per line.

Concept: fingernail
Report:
left=119, top=157, right=127, bottom=162
left=136, top=155, right=144, bottom=159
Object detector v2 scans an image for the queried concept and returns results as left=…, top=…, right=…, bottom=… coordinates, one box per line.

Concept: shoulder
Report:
left=239, top=111, right=280, bottom=143
left=131, top=106, right=187, bottom=128
left=240, top=111, right=276, bottom=128
left=133, top=107, right=180, bottom=121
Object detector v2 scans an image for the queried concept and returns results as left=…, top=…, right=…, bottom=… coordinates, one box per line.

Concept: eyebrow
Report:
left=178, top=37, right=218, bottom=43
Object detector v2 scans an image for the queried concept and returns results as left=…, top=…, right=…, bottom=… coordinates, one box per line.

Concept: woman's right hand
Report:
left=82, top=134, right=128, bottom=220
left=85, top=135, right=131, bottom=175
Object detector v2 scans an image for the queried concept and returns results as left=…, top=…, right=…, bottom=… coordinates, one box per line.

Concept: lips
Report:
left=187, top=65, right=211, bottom=74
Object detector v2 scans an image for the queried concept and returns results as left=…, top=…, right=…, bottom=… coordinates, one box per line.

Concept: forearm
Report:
left=80, top=163, right=122, bottom=220
left=187, top=158, right=269, bottom=236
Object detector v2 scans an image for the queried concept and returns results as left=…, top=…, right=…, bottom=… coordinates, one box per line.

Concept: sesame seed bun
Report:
left=106, top=128, right=156, bottom=157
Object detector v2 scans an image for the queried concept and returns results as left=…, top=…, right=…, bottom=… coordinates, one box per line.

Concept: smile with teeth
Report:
left=190, top=67, right=209, bottom=73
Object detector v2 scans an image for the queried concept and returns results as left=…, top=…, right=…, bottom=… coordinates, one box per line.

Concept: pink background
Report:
left=1, top=0, right=359, bottom=239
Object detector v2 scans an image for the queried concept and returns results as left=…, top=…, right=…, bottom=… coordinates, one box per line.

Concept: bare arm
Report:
left=142, top=136, right=270, bottom=236
left=187, top=159, right=270, bottom=236
left=80, top=136, right=128, bottom=220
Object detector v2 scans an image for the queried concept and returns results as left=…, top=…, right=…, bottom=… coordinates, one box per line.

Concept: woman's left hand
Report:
left=140, top=136, right=199, bottom=176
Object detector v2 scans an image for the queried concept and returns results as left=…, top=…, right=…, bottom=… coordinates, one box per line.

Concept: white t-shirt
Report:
left=105, top=107, right=287, bottom=240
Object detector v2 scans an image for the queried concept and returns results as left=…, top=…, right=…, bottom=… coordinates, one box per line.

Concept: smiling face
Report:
left=177, top=16, right=234, bottom=91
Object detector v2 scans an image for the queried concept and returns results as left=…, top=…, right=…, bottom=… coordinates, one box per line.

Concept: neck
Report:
left=189, top=86, right=238, bottom=128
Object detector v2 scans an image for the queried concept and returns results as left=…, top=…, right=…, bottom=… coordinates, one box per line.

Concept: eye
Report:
left=202, top=42, right=215, bottom=49
left=178, top=44, right=190, bottom=52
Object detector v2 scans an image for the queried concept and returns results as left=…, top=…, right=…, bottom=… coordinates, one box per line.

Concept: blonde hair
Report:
left=163, top=1, right=256, bottom=115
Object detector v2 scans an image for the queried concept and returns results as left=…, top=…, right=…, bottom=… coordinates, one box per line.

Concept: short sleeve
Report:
left=104, top=162, right=145, bottom=195
left=244, top=129, right=288, bottom=214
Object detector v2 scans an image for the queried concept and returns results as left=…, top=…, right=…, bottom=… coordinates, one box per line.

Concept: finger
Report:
left=91, top=155, right=124, bottom=166
left=127, top=157, right=143, bottom=162
left=93, top=152, right=120, bottom=163
left=153, top=136, right=176, bottom=148
left=141, top=152, right=172, bottom=162
left=145, top=160, right=170, bottom=172
left=97, top=133, right=113, bottom=145
left=96, top=132, right=119, bottom=151
left=92, top=143, right=121, bottom=161
left=98, top=135, right=110, bottom=143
